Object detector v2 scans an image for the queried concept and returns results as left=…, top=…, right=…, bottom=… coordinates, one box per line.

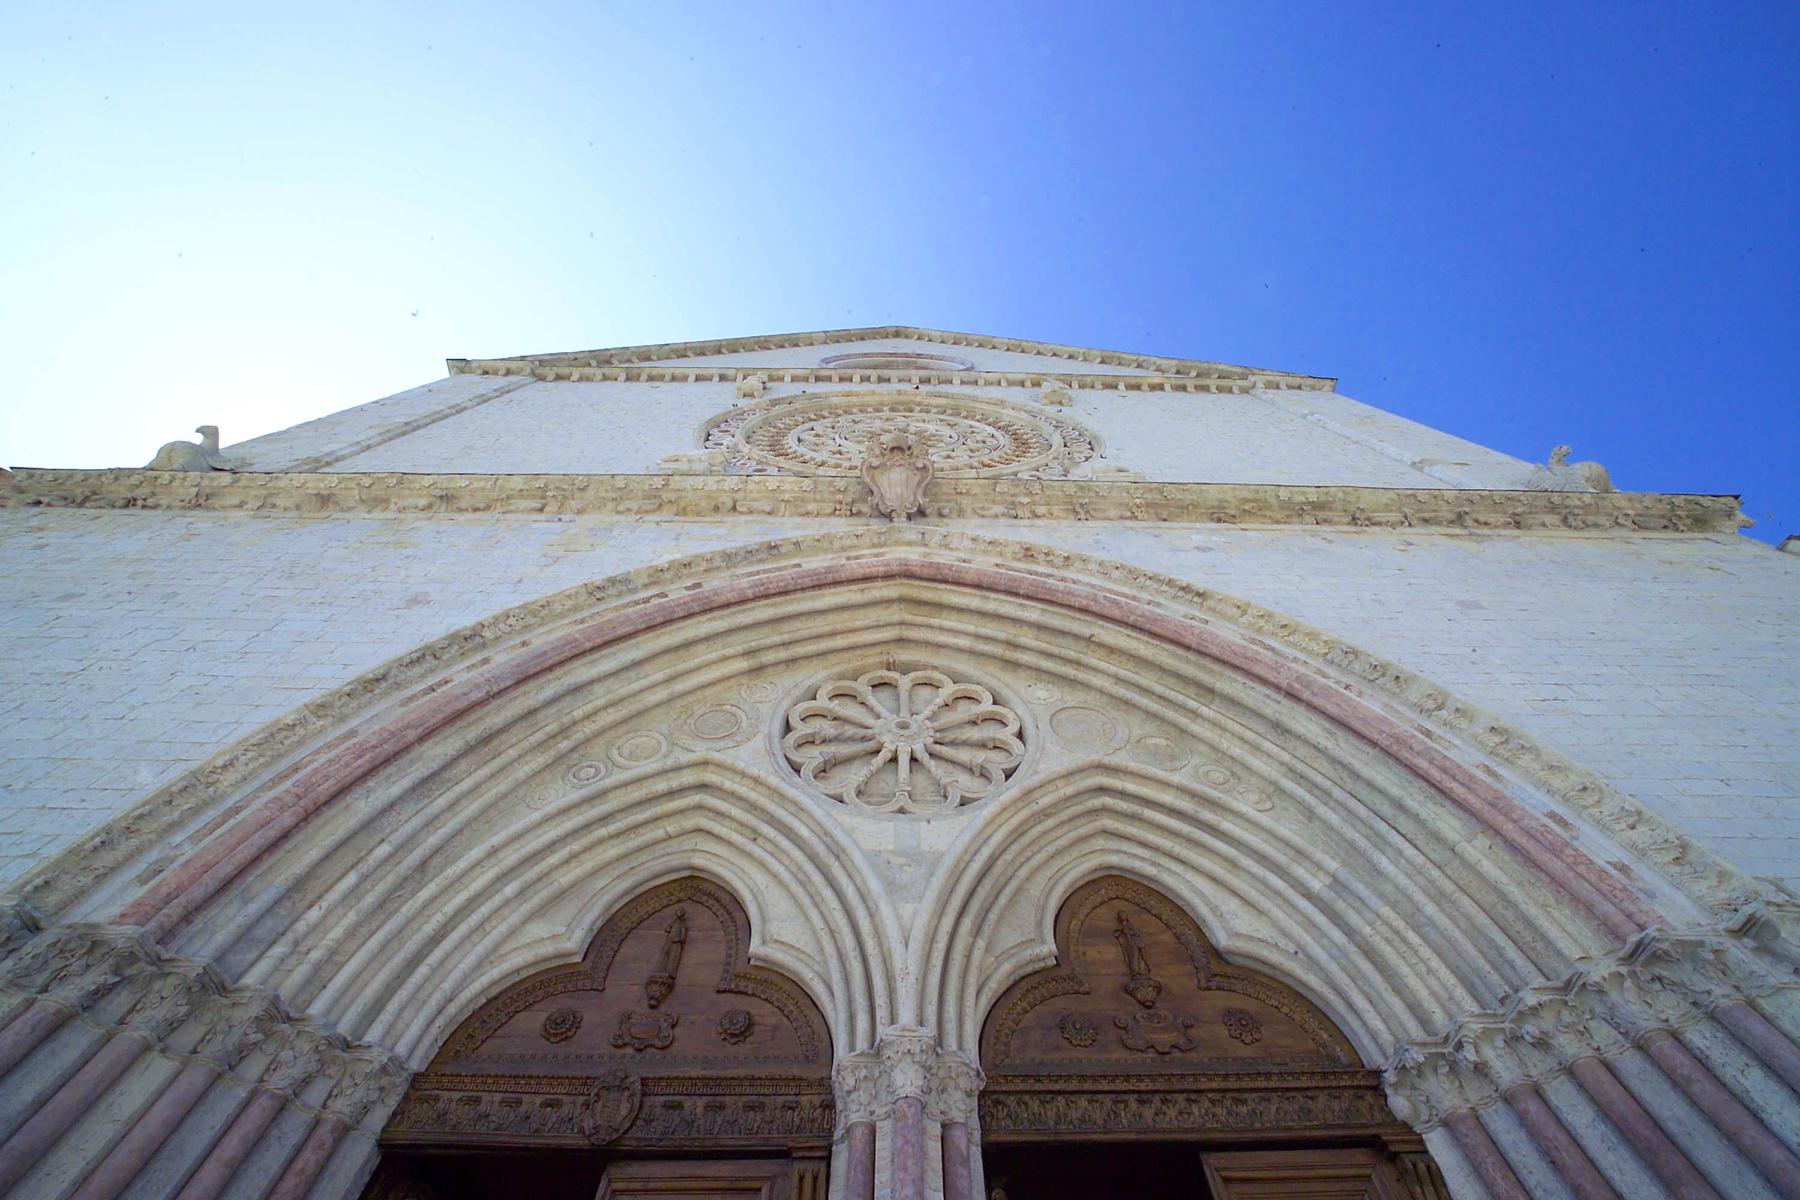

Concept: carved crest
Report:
left=611, top=1010, right=678, bottom=1052
left=859, top=431, right=934, bottom=520
left=581, top=1069, right=642, bottom=1144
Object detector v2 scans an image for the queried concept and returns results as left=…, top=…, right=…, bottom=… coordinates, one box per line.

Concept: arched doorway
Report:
left=977, top=876, right=1447, bottom=1199
left=367, top=877, right=832, bottom=1200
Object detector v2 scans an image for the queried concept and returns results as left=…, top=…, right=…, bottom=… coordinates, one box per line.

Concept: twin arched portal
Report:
left=11, top=530, right=1722, bottom=1197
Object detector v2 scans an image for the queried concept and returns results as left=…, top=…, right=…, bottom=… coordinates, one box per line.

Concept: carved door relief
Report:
left=382, top=877, right=833, bottom=1157
left=979, top=877, right=1441, bottom=1193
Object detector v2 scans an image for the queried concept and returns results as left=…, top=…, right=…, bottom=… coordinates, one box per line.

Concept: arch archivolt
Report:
left=8, top=530, right=1799, bottom=1200
left=8, top=533, right=1711, bottom=1070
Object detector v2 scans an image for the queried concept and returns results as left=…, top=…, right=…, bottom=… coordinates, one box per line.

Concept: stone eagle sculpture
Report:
left=1526, top=445, right=1614, bottom=493
left=146, top=425, right=237, bottom=472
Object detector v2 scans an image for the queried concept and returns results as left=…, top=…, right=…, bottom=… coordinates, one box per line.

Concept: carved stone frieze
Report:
left=782, top=667, right=1025, bottom=813
left=0, top=912, right=410, bottom=1123
left=385, top=1073, right=834, bottom=1148
left=1383, top=919, right=1800, bottom=1129
left=978, top=1071, right=1398, bottom=1137
left=0, top=468, right=1747, bottom=534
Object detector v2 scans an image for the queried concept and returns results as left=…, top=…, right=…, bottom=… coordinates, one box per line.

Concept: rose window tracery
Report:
left=782, top=668, right=1025, bottom=814
left=701, top=392, right=1099, bottom=478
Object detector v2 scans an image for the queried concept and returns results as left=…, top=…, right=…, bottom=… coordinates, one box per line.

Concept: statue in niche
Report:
left=859, top=430, right=934, bottom=521
left=1113, top=911, right=1163, bottom=1008
left=644, top=908, right=687, bottom=1008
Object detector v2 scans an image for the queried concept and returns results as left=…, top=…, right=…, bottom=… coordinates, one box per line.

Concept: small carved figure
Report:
left=541, top=1008, right=582, bottom=1043
left=1527, top=445, right=1615, bottom=493
left=859, top=430, right=934, bottom=521
left=145, top=425, right=236, bottom=472
left=1038, top=379, right=1073, bottom=406
left=735, top=373, right=767, bottom=400
left=1113, top=911, right=1163, bottom=1008
left=1058, top=1012, right=1100, bottom=1048
left=1222, top=1007, right=1264, bottom=1045
left=718, top=1008, right=755, bottom=1044
left=644, top=908, right=687, bottom=1008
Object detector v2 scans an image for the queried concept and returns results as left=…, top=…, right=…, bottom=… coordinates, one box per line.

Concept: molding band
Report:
left=0, top=468, right=1748, bottom=533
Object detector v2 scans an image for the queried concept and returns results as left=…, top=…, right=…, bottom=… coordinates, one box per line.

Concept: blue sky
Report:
left=3, top=1, right=1794, bottom=542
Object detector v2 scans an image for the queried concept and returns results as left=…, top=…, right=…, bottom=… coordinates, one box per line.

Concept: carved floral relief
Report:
left=782, top=667, right=1025, bottom=813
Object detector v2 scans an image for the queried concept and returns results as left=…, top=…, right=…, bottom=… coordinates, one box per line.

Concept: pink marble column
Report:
left=265, top=1114, right=347, bottom=1200
left=1641, top=1031, right=1800, bottom=1199
left=173, top=1088, right=287, bottom=1200
left=842, top=1121, right=875, bottom=1200
left=0, top=1031, right=147, bottom=1193
left=1504, top=1084, right=1622, bottom=1200
left=891, top=1096, right=926, bottom=1200
left=0, top=998, right=71, bottom=1078
left=1568, top=1056, right=1723, bottom=1200
left=1715, top=1002, right=1800, bottom=1099
left=1444, top=1110, right=1531, bottom=1200
left=940, top=1121, right=974, bottom=1200
left=69, top=1061, right=218, bottom=1200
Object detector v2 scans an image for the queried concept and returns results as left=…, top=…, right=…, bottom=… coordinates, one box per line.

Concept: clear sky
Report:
left=3, top=2, right=1794, bottom=542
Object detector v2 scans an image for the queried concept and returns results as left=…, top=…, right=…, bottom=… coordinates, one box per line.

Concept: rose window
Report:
left=782, top=668, right=1025, bottom=814
left=700, top=392, right=1099, bottom=478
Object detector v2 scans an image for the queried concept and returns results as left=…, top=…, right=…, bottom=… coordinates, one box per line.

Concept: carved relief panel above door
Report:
left=983, top=875, right=1357, bottom=1075
left=979, top=876, right=1406, bottom=1144
left=385, top=877, right=832, bottom=1152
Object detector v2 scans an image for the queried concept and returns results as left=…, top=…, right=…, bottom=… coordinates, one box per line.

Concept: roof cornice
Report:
left=447, top=325, right=1336, bottom=390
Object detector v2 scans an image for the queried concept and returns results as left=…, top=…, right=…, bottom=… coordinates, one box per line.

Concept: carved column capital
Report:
left=878, top=1026, right=938, bottom=1102
left=926, top=1052, right=985, bottom=1126
left=1386, top=918, right=1800, bottom=1130
left=832, top=1050, right=884, bottom=1132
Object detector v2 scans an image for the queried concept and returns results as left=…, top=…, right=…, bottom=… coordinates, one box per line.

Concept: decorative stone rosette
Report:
left=782, top=668, right=1025, bottom=814
left=700, top=392, right=1099, bottom=478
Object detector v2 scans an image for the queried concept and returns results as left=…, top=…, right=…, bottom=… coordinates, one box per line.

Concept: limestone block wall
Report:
left=0, top=508, right=1793, bottom=895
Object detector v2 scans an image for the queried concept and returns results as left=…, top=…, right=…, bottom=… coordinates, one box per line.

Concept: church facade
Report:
left=0, top=328, right=1795, bottom=1200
